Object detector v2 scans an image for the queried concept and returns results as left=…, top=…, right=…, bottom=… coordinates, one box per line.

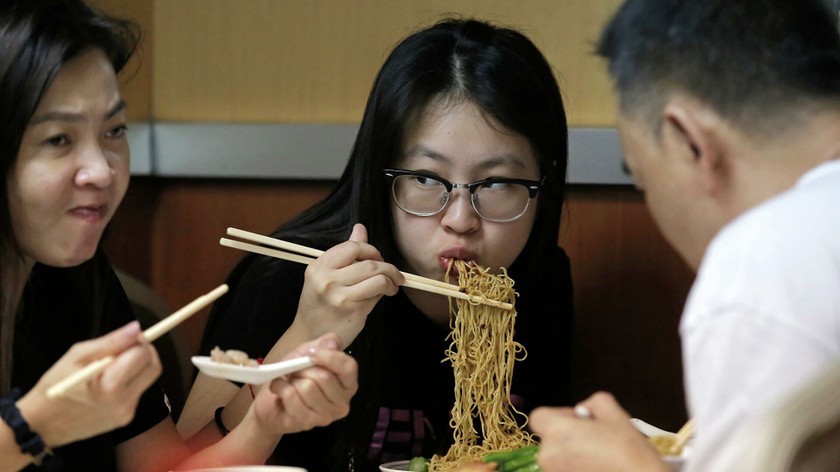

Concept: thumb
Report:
left=349, top=223, right=368, bottom=243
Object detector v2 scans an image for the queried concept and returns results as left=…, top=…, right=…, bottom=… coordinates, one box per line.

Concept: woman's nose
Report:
left=440, top=189, right=481, bottom=233
left=75, top=142, right=115, bottom=188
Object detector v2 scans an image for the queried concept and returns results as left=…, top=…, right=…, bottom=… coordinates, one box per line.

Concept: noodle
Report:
left=428, top=261, right=536, bottom=472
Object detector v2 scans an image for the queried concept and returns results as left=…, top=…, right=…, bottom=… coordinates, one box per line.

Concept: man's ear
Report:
left=662, top=102, right=727, bottom=195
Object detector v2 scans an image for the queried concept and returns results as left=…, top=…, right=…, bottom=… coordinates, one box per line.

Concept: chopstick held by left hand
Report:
left=46, top=284, right=229, bottom=398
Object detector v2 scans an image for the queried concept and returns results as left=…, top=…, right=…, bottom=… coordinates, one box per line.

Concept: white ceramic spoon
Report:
left=191, top=356, right=315, bottom=384
left=630, top=418, right=677, bottom=438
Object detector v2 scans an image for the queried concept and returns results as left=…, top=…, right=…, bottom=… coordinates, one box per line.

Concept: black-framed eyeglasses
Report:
left=383, top=168, right=543, bottom=223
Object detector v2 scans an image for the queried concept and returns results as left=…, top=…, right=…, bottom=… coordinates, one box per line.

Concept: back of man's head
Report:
left=597, top=0, right=840, bottom=136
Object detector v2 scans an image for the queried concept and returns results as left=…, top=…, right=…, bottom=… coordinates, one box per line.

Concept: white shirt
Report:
left=681, top=159, right=840, bottom=472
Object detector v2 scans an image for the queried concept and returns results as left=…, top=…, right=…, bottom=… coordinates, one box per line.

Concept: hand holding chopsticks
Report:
left=220, top=227, right=513, bottom=310
left=46, top=284, right=229, bottom=398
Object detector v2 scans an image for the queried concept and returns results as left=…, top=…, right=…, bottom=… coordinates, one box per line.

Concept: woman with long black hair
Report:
left=186, top=18, right=574, bottom=472
left=0, top=2, right=357, bottom=470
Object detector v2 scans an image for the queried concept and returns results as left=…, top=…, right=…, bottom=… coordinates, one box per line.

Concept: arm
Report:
left=530, top=392, right=668, bottom=472
left=121, top=333, right=358, bottom=471
left=181, top=224, right=401, bottom=446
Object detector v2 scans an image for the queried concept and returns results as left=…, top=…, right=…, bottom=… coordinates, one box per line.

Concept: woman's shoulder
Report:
left=198, top=256, right=308, bottom=355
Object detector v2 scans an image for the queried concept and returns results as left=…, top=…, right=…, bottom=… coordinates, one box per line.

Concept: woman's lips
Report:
left=438, top=247, right=479, bottom=275
left=69, top=204, right=108, bottom=222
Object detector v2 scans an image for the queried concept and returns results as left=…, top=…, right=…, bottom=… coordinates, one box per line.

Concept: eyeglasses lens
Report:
left=392, top=175, right=531, bottom=222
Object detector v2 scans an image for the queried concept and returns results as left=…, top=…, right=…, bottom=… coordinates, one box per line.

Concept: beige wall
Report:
left=91, top=0, right=621, bottom=123
left=151, top=0, right=620, bottom=125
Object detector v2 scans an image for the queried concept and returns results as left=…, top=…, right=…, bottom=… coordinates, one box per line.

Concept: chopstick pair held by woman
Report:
left=0, top=2, right=357, bottom=470
left=181, top=18, right=575, bottom=472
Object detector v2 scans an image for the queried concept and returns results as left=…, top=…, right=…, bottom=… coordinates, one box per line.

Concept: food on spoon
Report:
left=210, top=346, right=259, bottom=367
left=648, top=435, right=684, bottom=456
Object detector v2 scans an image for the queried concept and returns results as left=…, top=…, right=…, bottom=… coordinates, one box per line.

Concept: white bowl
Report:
left=379, top=460, right=411, bottom=471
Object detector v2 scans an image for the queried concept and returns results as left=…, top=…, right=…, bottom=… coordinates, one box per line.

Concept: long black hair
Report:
left=209, top=18, right=569, bottom=470
left=280, top=18, right=566, bottom=266
left=0, top=0, right=139, bottom=391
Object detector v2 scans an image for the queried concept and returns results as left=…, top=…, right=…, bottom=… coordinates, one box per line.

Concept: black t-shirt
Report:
left=200, top=246, right=573, bottom=472
left=11, top=252, right=170, bottom=471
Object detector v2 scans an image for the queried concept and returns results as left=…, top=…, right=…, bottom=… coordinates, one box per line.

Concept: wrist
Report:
left=1, top=389, right=54, bottom=466
left=224, top=407, right=282, bottom=463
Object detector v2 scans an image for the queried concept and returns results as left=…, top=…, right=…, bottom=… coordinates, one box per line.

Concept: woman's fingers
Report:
left=348, top=222, right=368, bottom=243
left=579, top=391, right=631, bottom=422
left=306, top=254, right=403, bottom=306
left=23, top=323, right=167, bottom=446
left=67, top=321, right=142, bottom=363
left=254, top=333, right=358, bottom=434
left=98, top=341, right=160, bottom=393
left=285, top=334, right=359, bottom=393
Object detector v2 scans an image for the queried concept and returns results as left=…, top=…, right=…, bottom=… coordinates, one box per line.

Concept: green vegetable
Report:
left=483, top=445, right=539, bottom=463
left=507, top=463, right=541, bottom=472
left=408, top=456, right=429, bottom=472
left=483, top=445, right=541, bottom=472
left=498, top=453, right=538, bottom=471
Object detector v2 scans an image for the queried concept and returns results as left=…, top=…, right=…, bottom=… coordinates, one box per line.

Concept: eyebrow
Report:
left=28, top=99, right=128, bottom=125
left=405, top=144, right=528, bottom=170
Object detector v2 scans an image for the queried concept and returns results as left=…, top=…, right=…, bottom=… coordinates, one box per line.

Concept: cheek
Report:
left=390, top=205, right=441, bottom=272
left=486, top=212, right=536, bottom=270
left=391, top=207, right=422, bottom=253
left=7, top=167, right=60, bottom=255
left=9, top=164, right=57, bottom=219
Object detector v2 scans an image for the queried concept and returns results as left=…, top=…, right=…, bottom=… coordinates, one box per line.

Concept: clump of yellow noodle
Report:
left=428, top=261, right=536, bottom=472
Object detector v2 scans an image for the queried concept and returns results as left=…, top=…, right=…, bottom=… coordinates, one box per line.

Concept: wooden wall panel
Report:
left=561, top=187, right=693, bottom=430
left=141, top=180, right=332, bottom=352
left=152, top=0, right=620, bottom=126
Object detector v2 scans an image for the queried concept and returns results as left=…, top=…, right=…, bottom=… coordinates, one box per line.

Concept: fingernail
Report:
left=122, top=321, right=141, bottom=336
left=574, top=404, right=593, bottom=419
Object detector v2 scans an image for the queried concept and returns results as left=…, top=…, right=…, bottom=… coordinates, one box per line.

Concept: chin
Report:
left=46, top=247, right=98, bottom=268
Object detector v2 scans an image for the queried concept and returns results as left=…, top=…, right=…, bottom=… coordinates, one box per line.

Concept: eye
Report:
left=106, top=124, right=128, bottom=139
left=413, top=175, right=442, bottom=188
left=45, top=134, right=70, bottom=146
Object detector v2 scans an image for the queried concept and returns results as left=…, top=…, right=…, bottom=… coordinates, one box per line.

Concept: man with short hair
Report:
left=530, top=1, right=840, bottom=470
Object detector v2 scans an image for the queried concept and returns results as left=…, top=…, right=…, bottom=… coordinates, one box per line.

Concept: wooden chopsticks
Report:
left=46, top=284, right=229, bottom=398
left=220, top=227, right=514, bottom=310
left=669, top=419, right=694, bottom=455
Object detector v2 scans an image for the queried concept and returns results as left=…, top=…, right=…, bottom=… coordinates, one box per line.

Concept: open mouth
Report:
left=440, top=257, right=476, bottom=278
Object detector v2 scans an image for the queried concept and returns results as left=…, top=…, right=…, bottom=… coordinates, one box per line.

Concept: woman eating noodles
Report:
left=182, top=18, right=575, bottom=472
left=0, top=1, right=357, bottom=470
